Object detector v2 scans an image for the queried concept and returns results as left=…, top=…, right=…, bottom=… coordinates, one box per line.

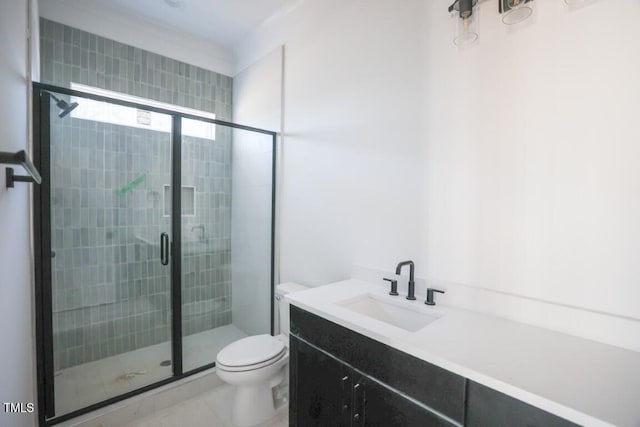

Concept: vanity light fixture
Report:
left=448, top=0, right=479, bottom=46
left=500, top=0, right=534, bottom=25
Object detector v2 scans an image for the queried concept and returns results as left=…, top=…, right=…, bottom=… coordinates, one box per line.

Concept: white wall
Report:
left=234, top=0, right=640, bottom=350
left=420, top=0, right=640, bottom=345
left=0, top=0, right=37, bottom=425
left=235, top=0, right=426, bottom=286
left=233, top=47, right=283, bottom=131
left=231, top=48, right=282, bottom=335
left=38, top=0, right=235, bottom=76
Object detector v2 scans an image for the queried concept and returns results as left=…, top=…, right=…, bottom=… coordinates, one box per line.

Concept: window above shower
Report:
left=69, top=83, right=216, bottom=139
left=39, top=17, right=233, bottom=124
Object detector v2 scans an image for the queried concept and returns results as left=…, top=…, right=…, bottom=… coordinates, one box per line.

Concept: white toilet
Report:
left=215, top=282, right=308, bottom=427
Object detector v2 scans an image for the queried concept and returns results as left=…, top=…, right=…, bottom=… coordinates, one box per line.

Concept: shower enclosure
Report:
left=33, top=83, right=276, bottom=425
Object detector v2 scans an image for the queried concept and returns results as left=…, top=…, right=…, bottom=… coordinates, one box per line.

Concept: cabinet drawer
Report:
left=357, top=375, right=458, bottom=427
left=290, top=305, right=466, bottom=423
left=466, top=381, right=579, bottom=427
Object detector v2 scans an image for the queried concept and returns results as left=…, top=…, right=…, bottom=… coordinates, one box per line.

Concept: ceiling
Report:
left=96, top=0, right=299, bottom=48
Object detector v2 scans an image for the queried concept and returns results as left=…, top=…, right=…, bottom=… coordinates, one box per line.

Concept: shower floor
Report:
left=54, top=324, right=248, bottom=416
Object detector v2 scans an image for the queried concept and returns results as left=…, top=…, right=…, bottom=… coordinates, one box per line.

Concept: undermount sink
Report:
left=337, top=293, right=441, bottom=332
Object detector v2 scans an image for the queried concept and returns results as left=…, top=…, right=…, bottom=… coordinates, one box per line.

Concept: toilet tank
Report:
left=275, top=282, right=309, bottom=337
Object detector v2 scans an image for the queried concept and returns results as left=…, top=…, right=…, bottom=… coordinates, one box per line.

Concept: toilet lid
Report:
left=216, top=334, right=286, bottom=368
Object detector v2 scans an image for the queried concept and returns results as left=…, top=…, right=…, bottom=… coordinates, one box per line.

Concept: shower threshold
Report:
left=53, top=324, right=247, bottom=417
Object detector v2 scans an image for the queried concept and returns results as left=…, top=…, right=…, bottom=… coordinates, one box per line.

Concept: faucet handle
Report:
left=425, top=288, right=445, bottom=306
left=383, top=278, right=399, bottom=296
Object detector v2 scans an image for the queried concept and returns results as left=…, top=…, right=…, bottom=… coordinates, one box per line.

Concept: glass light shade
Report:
left=453, top=6, right=478, bottom=46
left=502, top=0, right=533, bottom=25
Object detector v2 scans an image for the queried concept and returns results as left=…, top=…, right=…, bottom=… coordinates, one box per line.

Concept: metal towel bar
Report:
left=0, top=150, right=42, bottom=188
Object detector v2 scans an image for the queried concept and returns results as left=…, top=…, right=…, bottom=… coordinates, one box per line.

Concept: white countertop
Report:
left=286, top=279, right=640, bottom=427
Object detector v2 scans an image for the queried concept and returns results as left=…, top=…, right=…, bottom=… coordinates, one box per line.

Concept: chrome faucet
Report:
left=395, top=260, right=416, bottom=300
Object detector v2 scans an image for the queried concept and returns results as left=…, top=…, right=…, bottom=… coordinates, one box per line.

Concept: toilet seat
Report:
left=216, top=350, right=287, bottom=372
left=216, top=334, right=286, bottom=372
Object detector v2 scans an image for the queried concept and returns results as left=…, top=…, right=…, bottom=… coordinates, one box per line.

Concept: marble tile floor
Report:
left=121, top=384, right=288, bottom=427
left=55, top=324, right=247, bottom=416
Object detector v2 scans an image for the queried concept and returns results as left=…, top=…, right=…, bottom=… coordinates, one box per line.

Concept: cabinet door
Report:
left=289, top=335, right=353, bottom=427
left=291, top=305, right=466, bottom=422
left=466, top=381, right=579, bottom=427
left=355, top=376, right=457, bottom=427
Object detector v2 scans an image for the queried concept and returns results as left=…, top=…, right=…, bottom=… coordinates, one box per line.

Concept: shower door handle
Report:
left=160, top=232, right=169, bottom=266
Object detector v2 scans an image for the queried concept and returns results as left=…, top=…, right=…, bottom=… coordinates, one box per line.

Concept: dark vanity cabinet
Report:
left=465, top=382, right=579, bottom=427
left=289, top=335, right=352, bottom=426
left=289, top=305, right=579, bottom=427
left=290, top=335, right=452, bottom=426
left=289, top=305, right=463, bottom=426
left=351, top=373, right=455, bottom=426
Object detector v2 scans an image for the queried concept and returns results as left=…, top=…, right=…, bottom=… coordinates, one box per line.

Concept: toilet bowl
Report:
left=215, top=283, right=308, bottom=427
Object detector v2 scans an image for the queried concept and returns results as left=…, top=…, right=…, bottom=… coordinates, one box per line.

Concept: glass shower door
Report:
left=37, top=84, right=277, bottom=421
left=180, top=117, right=237, bottom=372
left=180, top=118, right=275, bottom=372
left=47, top=91, right=174, bottom=416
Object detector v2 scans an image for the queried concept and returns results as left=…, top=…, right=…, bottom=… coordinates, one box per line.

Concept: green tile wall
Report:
left=40, top=18, right=233, bottom=370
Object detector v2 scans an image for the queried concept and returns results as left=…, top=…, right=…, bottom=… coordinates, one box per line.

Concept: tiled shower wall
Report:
left=39, top=18, right=232, bottom=119
left=40, top=18, right=233, bottom=369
